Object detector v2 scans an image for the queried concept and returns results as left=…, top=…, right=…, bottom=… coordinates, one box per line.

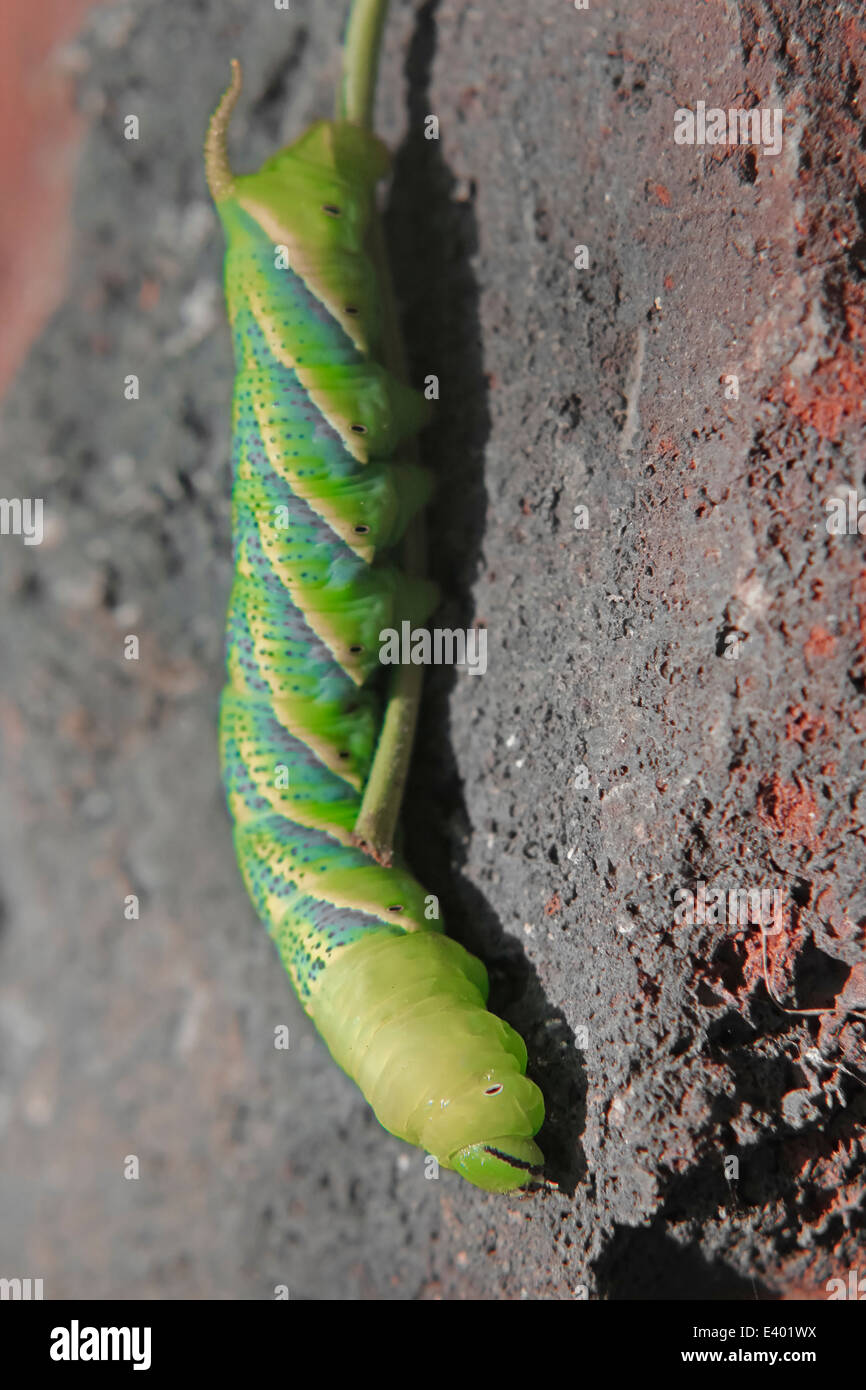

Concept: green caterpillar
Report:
left=205, top=2, right=544, bottom=1192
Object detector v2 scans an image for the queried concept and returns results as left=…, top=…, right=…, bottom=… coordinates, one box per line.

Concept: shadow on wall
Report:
left=595, top=1217, right=779, bottom=1300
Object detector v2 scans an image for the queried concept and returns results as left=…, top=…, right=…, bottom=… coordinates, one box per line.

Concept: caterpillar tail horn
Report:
left=205, top=59, right=242, bottom=203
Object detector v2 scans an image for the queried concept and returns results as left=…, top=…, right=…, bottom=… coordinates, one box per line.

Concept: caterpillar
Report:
left=205, top=0, right=544, bottom=1192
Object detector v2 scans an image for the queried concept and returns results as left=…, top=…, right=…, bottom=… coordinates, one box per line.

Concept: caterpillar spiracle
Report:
left=205, top=4, right=544, bottom=1192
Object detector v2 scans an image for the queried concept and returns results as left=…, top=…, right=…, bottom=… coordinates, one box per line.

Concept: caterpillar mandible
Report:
left=205, top=0, right=544, bottom=1192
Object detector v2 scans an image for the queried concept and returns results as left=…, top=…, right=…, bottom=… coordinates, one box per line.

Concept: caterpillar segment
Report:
left=207, top=58, right=545, bottom=1192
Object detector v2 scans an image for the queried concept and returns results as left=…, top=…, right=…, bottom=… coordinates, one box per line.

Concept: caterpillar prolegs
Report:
left=205, top=3, right=544, bottom=1192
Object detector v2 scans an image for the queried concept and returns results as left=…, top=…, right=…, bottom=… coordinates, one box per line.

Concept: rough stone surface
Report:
left=1, top=0, right=864, bottom=1300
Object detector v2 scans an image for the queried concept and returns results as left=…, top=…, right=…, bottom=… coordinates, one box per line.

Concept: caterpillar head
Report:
left=444, top=1069, right=545, bottom=1193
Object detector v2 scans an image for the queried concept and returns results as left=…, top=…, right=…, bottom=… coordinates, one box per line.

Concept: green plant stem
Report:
left=338, top=0, right=390, bottom=128
left=342, top=0, right=428, bottom=866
